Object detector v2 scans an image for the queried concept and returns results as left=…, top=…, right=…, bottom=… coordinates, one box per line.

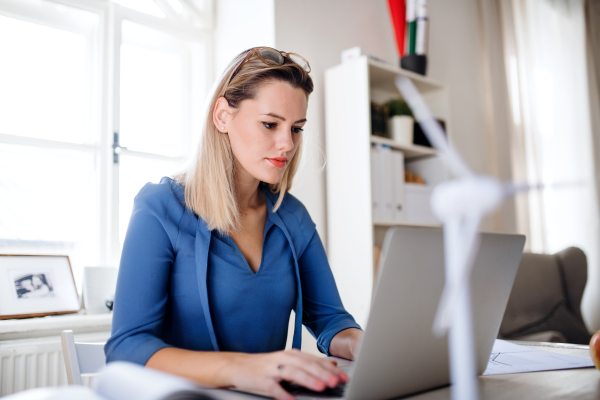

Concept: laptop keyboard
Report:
left=280, top=381, right=347, bottom=398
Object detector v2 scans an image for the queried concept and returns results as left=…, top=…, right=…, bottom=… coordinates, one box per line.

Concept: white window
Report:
left=0, top=0, right=212, bottom=288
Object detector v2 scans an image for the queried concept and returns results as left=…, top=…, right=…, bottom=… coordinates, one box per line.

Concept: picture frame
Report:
left=0, top=255, right=80, bottom=320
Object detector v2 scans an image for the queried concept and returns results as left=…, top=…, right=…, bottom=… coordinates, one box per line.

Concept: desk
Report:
left=402, top=341, right=600, bottom=400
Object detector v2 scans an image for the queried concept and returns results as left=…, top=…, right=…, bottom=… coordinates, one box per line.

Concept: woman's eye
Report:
left=292, top=127, right=304, bottom=134
left=263, top=122, right=276, bottom=129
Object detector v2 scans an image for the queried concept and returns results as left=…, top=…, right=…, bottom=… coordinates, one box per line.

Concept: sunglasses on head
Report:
left=229, top=47, right=311, bottom=83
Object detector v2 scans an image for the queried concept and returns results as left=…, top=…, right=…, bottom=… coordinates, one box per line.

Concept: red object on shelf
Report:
left=387, top=0, right=406, bottom=57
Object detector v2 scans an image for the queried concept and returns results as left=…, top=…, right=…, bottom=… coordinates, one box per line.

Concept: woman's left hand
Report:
left=328, top=328, right=363, bottom=360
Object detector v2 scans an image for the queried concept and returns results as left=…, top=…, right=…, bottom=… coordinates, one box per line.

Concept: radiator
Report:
left=0, top=332, right=110, bottom=397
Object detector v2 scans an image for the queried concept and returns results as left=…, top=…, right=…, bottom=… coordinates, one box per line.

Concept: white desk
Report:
left=402, top=341, right=599, bottom=400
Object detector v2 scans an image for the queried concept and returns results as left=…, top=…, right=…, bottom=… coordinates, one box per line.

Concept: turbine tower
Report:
left=395, top=76, right=512, bottom=400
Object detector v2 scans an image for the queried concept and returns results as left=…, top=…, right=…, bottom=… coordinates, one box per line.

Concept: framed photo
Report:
left=0, top=255, right=80, bottom=320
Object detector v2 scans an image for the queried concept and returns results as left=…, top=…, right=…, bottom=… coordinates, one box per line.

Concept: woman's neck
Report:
left=234, top=163, right=264, bottom=214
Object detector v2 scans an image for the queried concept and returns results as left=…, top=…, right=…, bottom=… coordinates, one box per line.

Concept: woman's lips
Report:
left=267, top=158, right=287, bottom=168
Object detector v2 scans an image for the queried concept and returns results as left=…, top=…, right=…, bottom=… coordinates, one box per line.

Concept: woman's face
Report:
left=217, top=81, right=308, bottom=185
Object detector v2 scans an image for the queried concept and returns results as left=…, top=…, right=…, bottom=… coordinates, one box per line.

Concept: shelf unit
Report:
left=371, top=219, right=440, bottom=228
left=324, top=56, right=450, bottom=327
left=370, top=135, right=436, bottom=158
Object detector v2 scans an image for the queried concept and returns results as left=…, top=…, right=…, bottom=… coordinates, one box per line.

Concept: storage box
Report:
left=404, top=183, right=439, bottom=225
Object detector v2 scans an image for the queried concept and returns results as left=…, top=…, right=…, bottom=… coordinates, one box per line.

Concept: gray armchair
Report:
left=499, top=246, right=592, bottom=344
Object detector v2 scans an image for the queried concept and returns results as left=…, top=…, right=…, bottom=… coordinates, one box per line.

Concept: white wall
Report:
left=427, top=0, right=516, bottom=233
left=213, top=0, right=275, bottom=76
left=274, top=0, right=399, bottom=247
left=427, top=0, right=489, bottom=174
left=274, top=0, right=516, bottom=239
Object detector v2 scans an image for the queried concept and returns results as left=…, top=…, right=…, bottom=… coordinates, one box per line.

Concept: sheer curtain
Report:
left=499, top=0, right=600, bottom=331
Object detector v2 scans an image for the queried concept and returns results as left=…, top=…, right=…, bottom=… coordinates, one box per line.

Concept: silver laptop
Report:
left=291, top=226, right=525, bottom=400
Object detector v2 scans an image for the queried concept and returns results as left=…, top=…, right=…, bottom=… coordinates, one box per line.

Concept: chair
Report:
left=60, top=330, right=106, bottom=385
left=499, top=246, right=592, bottom=344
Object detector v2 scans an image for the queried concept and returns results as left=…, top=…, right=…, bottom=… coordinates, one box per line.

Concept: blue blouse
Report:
left=208, top=197, right=296, bottom=353
left=105, top=177, right=361, bottom=366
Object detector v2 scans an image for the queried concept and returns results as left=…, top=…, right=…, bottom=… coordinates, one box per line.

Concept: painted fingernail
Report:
left=314, top=380, right=326, bottom=391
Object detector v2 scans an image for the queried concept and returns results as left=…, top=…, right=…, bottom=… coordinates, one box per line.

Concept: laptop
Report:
left=283, top=226, right=525, bottom=400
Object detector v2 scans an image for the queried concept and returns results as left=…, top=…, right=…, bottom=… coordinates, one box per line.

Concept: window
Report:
left=0, top=0, right=212, bottom=288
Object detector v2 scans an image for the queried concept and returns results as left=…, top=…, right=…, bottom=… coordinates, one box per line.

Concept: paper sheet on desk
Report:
left=483, top=339, right=594, bottom=375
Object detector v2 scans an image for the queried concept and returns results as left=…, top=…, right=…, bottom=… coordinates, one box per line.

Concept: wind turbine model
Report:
left=395, top=76, right=512, bottom=400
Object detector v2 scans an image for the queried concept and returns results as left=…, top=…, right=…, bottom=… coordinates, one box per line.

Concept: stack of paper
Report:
left=483, top=340, right=594, bottom=376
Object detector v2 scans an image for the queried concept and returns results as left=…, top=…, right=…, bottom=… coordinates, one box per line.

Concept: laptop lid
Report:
left=343, top=226, right=525, bottom=400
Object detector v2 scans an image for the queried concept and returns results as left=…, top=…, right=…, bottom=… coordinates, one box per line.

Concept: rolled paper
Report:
left=415, top=0, right=428, bottom=56
left=406, top=0, right=417, bottom=55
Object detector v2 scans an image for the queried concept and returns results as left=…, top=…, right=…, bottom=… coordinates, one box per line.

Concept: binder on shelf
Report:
left=379, top=146, right=395, bottom=221
left=372, top=146, right=407, bottom=224
left=370, top=147, right=381, bottom=220
left=391, top=150, right=405, bottom=222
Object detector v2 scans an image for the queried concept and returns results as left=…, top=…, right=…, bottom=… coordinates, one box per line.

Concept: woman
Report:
left=105, top=47, right=363, bottom=400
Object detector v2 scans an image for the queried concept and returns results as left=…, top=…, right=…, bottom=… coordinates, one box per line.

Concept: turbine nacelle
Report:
left=431, top=176, right=505, bottom=221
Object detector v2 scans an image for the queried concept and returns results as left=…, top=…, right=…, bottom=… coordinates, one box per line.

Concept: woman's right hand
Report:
left=225, top=349, right=348, bottom=400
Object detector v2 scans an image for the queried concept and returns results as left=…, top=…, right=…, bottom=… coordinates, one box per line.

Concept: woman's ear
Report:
left=213, top=97, right=231, bottom=133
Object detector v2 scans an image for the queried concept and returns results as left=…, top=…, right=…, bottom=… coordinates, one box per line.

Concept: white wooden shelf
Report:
left=325, top=55, right=450, bottom=328
left=372, top=220, right=441, bottom=228
left=370, top=136, right=436, bottom=159
left=368, top=59, right=444, bottom=94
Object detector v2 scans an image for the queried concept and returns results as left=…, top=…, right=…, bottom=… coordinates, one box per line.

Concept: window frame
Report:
left=0, top=0, right=213, bottom=269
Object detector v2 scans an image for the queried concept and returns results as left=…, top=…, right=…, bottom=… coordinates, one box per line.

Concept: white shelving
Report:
left=368, top=58, right=444, bottom=93
left=370, top=135, right=436, bottom=158
left=372, top=220, right=440, bottom=228
left=324, top=56, right=450, bottom=327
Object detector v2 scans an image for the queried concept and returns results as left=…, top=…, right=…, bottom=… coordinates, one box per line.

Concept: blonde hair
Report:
left=175, top=49, right=314, bottom=234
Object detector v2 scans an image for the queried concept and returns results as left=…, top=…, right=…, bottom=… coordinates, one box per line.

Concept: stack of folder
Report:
left=371, top=145, right=405, bottom=223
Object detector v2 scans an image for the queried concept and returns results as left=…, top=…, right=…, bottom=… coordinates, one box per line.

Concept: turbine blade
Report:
left=394, top=76, right=473, bottom=178
left=504, top=180, right=587, bottom=196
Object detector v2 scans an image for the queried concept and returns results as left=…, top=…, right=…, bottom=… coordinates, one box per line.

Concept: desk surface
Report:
left=401, top=341, right=600, bottom=400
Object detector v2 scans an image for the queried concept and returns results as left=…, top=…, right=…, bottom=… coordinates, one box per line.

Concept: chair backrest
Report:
left=499, top=246, right=590, bottom=344
left=61, top=330, right=106, bottom=385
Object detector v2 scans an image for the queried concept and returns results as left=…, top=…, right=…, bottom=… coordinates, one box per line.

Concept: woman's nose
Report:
left=277, top=127, right=294, bottom=151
